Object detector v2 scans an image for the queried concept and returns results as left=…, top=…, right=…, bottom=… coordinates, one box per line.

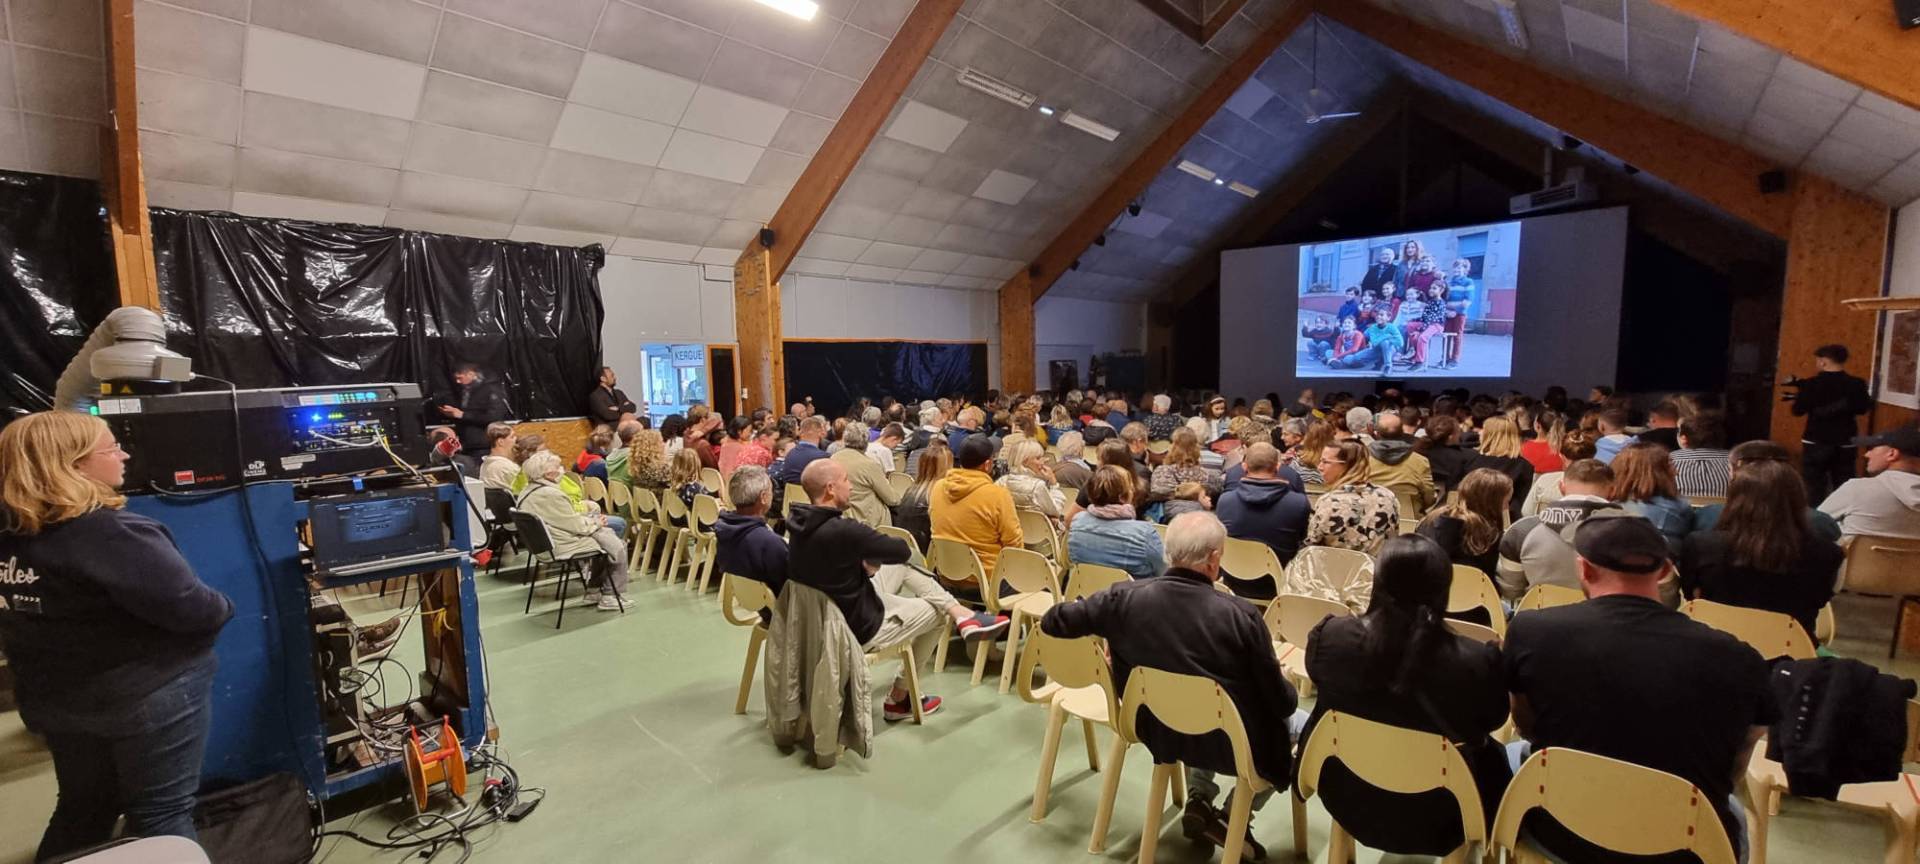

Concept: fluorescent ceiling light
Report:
left=1037, top=105, right=1055, bottom=116
left=754, top=0, right=819, bottom=20
left=1228, top=181, right=1259, bottom=198
left=1061, top=110, right=1120, bottom=141
left=1490, top=0, right=1528, bottom=50
left=1212, top=178, right=1225, bottom=186
left=1176, top=160, right=1216, bottom=181
left=956, top=67, right=1036, bottom=109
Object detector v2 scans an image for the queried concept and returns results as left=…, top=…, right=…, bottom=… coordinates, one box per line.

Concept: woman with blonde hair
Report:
left=1150, top=427, right=1213, bottom=501
left=1305, top=439, right=1400, bottom=558
left=0, top=412, right=233, bottom=859
left=517, top=450, right=629, bottom=611
left=1416, top=468, right=1513, bottom=582
left=665, top=446, right=705, bottom=524
left=1465, top=416, right=1535, bottom=519
left=626, top=428, right=670, bottom=490
left=1293, top=420, right=1338, bottom=486
left=997, top=437, right=1066, bottom=554
left=894, top=439, right=950, bottom=552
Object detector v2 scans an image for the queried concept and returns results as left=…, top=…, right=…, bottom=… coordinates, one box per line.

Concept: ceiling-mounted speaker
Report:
left=758, top=228, right=776, bottom=248
left=1758, top=170, right=1787, bottom=195
left=1897, top=0, right=1920, bottom=29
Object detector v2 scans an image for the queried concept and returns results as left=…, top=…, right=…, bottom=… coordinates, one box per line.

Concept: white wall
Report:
left=597, top=253, right=1147, bottom=394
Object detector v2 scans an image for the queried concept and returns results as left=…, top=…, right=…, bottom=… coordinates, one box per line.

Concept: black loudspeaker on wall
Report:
left=1897, top=0, right=1920, bottom=30
left=1758, top=170, right=1787, bottom=195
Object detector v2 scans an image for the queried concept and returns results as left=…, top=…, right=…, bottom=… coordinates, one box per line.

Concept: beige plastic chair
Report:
left=627, top=487, right=664, bottom=575
left=781, top=482, right=808, bottom=525
left=1816, top=602, right=1836, bottom=644
left=995, top=546, right=1063, bottom=694
left=1064, top=562, right=1130, bottom=600
left=658, top=493, right=693, bottom=585
left=1837, top=534, right=1920, bottom=656
left=1263, top=593, right=1351, bottom=697
left=1447, top=565, right=1507, bottom=639
left=1146, top=440, right=1172, bottom=456
left=1681, top=599, right=1817, bottom=661
left=581, top=475, right=609, bottom=511
left=1297, top=711, right=1489, bottom=864
left=1283, top=546, right=1376, bottom=614
left=1016, top=508, right=1063, bottom=564
left=1119, top=668, right=1306, bottom=863
left=1443, top=618, right=1501, bottom=645
left=698, top=466, right=722, bottom=494
left=875, top=524, right=925, bottom=568
left=887, top=471, right=913, bottom=497
left=1516, top=583, right=1584, bottom=613
left=1151, top=522, right=1169, bottom=540
left=1747, top=700, right=1920, bottom=864
left=1492, top=748, right=1738, bottom=864
left=1218, top=537, right=1284, bottom=607
left=929, top=538, right=1013, bottom=686
left=1398, top=516, right=1421, bottom=536
left=686, top=495, right=723, bottom=594
left=606, top=480, right=632, bottom=523
left=720, top=573, right=777, bottom=714
left=1015, top=628, right=1137, bottom=853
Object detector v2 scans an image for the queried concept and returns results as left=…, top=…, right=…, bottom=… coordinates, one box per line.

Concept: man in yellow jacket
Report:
left=930, top=435, right=1024, bottom=593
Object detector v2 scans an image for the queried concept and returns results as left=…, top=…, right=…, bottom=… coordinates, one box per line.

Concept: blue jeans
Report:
left=604, top=514, right=627, bottom=537
left=1327, top=346, right=1383, bottom=370
left=37, top=661, right=215, bottom=861
left=1306, top=340, right=1333, bottom=362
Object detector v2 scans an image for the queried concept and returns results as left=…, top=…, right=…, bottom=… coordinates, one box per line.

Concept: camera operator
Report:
left=1790, top=343, right=1874, bottom=501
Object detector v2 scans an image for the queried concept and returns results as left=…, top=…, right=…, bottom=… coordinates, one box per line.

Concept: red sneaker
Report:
left=883, top=695, right=941, bottom=722
left=956, top=612, right=1011, bottom=640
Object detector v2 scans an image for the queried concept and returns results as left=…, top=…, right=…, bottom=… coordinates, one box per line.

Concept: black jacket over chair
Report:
left=1041, top=568, right=1298, bottom=785
left=1766, top=656, right=1918, bottom=799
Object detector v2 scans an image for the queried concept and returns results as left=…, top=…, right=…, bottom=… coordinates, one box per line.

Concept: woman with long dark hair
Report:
left=1680, top=460, right=1842, bottom=637
left=1300, top=534, right=1510, bottom=854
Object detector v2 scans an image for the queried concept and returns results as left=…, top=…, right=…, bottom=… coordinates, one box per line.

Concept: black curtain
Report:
left=150, top=209, right=606, bottom=419
left=0, top=172, right=116, bottom=420
left=782, top=341, right=987, bottom=418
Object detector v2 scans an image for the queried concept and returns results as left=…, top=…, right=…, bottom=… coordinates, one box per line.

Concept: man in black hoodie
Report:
left=712, top=466, right=788, bottom=601
left=787, top=459, right=1007, bottom=721
left=1792, top=343, right=1875, bottom=501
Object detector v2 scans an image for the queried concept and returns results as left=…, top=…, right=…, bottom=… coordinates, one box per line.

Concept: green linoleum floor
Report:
left=1, top=562, right=1913, bottom=863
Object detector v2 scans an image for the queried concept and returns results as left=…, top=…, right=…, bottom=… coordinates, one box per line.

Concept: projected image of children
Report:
left=1294, top=220, right=1521, bottom=378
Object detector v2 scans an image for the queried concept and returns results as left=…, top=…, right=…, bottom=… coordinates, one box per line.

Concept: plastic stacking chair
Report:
left=1016, top=508, right=1063, bottom=564
left=1681, top=599, right=1816, bottom=661
left=627, top=487, right=664, bottom=575
left=1120, top=668, right=1307, bottom=864
left=1815, top=602, right=1836, bottom=644
left=1283, top=546, right=1376, bottom=614
left=1398, top=516, right=1421, bottom=536
left=929, top=538, right=1019, bottom=687
left=1264, top=594, right=1350, bottom=697
left=995, top=546, right=1063, bottom=694
left=1297, top=711, right=1489, bottom=864
left=581, top=475, right=609, bottom=512
left=1515, top=583, right=1584, bottom=613
left=1836, top=534, right=1920, bottom=656
left=1746, top=700, right=1920, bottom=864
left=1146, top=440, right=1172, bottom=457
left=781, top=482, right=807, bottom=526
left=699, top=466, right=722, bottom=495
left=1447, top=565, right=1507, bottom=639
left=1492, top=748, right=1738, bottom=864
left=720, top=573, right=777, bottom=714
left=887, top=472, right=913, bottom=498
left=1220, top=538, right=1284, bottom=607
left=875, top=525, right=925, bottom=568
left=1015, top=628, right=1132, bottom=853
left=1442, top=618, right=1501, bottom=645
left=1064, top=562, right=1130, bottom=600
left=606, top=480, right=632, bottom=523
left=511, top=511, right=613, bottom=629
left=686, top=495, right=722, bottom=594
left=657, top=494, right=693, bottom=585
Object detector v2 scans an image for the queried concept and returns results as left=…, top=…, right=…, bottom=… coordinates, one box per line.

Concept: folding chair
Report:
left=511, top=511, right=614, bottom=629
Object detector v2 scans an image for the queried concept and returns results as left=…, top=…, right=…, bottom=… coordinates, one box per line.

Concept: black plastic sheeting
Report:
left=150, top=209, right=607, bottom=419
left=782, top=341, right=987, bottom=419
left=0, top=173, right=116, bottom=420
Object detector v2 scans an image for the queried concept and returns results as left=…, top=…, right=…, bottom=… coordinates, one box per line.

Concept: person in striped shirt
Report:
left=1670, top=410, right=1732, bottom=499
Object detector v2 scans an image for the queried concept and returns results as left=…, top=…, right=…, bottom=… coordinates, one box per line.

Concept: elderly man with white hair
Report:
left=516, top=450, right=629, bottom=611
left=1144, top=393, right=1184, bottom=442
left=1040, top=512, right=1300, bottom=857
left=1343, top=406, right=1376, bottom=444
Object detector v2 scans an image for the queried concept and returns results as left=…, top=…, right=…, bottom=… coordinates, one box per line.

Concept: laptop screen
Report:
left=309, top=488, right=446, bottom=571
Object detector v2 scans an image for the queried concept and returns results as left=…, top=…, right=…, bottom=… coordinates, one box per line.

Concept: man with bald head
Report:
left=1368, top=411, right=1436, bottom=516
left=786, top=460, right=1005, bottom=721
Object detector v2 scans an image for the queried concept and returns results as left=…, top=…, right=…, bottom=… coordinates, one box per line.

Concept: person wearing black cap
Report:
left=1505, top=515, right=1775, bottom=862
left=1817, top=425, right=1920, bottom=540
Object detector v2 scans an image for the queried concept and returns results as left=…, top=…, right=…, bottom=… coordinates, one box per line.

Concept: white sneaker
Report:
left=582, top=589, right=602, bottom=606
left=596, top=595, right=629, bottom=611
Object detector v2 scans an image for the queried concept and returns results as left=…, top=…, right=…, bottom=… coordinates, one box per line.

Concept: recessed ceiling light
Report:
left=1061, top=110, right=1120, bottom=141
left=957, top=67, right=1036, bottom=109
left=1228, top=181, right=1258, bottom=198
left=754, top=0, right=818, bottom=20
left=1176, top=160, right=1216, bottom=181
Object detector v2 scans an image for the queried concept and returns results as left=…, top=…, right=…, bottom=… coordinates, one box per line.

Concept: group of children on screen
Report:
left=1302, top=239, right=1477, bottom=374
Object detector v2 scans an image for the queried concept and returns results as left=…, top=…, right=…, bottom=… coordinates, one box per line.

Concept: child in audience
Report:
left=665, top=448, right=704, bottom=527
left=1162, top=481, right=1211, bottom=523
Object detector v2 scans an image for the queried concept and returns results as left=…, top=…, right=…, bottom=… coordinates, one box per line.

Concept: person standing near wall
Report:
left=441, top=363, right=513, bottom=456
left=1792, top=344, right=1874, bottom=502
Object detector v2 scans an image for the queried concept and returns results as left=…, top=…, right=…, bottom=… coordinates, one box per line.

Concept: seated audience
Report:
left=1052, top=431, right=1093, bottom=490
left=1368, top=413, right=1437, bottom=519
left=894, top=441, right=950, bottom=554
left=1215, top=442, right=1311, bottom=571
left=713, top=466, right=788, bottom=597
left=1416, top=415, right=1474, bottom=495
left=1119, top=422, right=1153, bottom=488
left=1681, top=459, right=1840, bottom=638
left=1075, top=440, right=1150, bottom=514
left=903, top=405, right=946, bottom=476
left=685, top=405, right=722, bottom=470
left=1818, top=425, right=1920, bottom=540
left=716, top=416, right=757, bottom=480
left=1609, top=442, right=1693, bottom=555
left=1066, top=466, right=1166, bottom=581
left=1593, top=408, right=1636, bottom=464
left=774, top=417, right=830, bottom=489
left=1041, top=512, right=1299, bottom=858
left=664, top=449, right=704, bottom=526
left=1291, top=421, right=1337, bottom=487
left=626, top=429, right=671, bottom=491
left=1301, top=535, right=1510, bottom=855
left=1416, top=468, right=1513, bottom=582
left=1496, top=459, right=1622, bottom=600
left=576, top=427, right=613, bottom=481
left=1464, top=416, right=1534, bottom=520
left=996, top=437, right=1066, bottom=554
left=1518, top=409, right=1566, bottom=475
left=1636, top=399, right=1682, bottom=451
left=1520, top=430, right=1595, bottom=518
left=828, top=423, right=900, bottom=528
left=1306, top=439, right=1400, bottom=559
left=1505, top=517, right=1773, bottom=862
left=1162, top=482, right=1210, bottom=523
left=1149, top=428, right=1215, bottom=502
left=516, top=452, right=629, bottom=611
left=604, top=419, right=644, bottom=485
left=1670, top=410, right=1732, bottom=499
left=478, top=422, right=519, bottom=489
left=1144, top=393, right=1183, bottom=441
left=1342, top=406, right=1375, bottom=444
left=866, top=423, right=905, bottom=474
left=1693, top=441, right=1841, bottom=541
left=945, top=406, right=985, bottom=454
left=1276, top=417, right=1310, bottom=472
left=930, top=435, right=1024, bottom=586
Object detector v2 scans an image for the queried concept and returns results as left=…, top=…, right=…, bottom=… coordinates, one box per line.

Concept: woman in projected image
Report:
left=1327, top=315, right=1374, bottom=370
left=1394, top=239, right=1427, bottom=301
left=1440, top=257, right=1477, bottom=369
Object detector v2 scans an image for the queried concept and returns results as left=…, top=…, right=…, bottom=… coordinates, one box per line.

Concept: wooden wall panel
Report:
left=511, top=418, right=592, bottom=459
left=1771, top=176, right=1891, bottom=451
left=733, top=246, right=784, bottom=416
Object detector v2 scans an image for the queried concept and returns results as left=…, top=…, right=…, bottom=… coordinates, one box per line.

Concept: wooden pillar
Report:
left=733, top=245, right=784, bottom=415
left=998, top=272, right=1034, bottom=393
left=1771, top=176, right=1891, bottom=452
left=102, top=0, right=159, bottom=310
